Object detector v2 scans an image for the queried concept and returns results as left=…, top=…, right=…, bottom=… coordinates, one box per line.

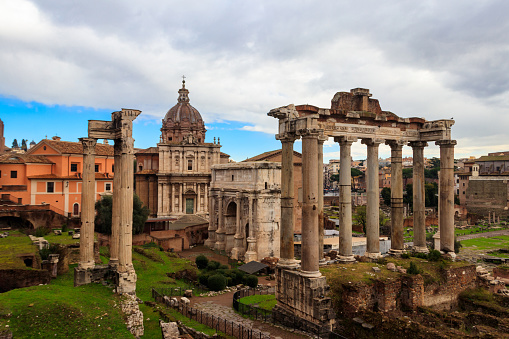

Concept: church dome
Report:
left=161, top=80, right=207, bottom=144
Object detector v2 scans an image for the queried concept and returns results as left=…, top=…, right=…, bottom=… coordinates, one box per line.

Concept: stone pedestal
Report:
left=273, top=268, right=335, bottom=333
left=116, top=270, right=138, bottom=294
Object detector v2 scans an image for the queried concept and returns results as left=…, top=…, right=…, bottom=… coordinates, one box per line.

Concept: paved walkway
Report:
left=456, top=229, right=509, bottom=241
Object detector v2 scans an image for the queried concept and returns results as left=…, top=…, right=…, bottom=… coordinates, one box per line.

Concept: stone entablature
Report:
left=206, top=162, right=281, bottom=261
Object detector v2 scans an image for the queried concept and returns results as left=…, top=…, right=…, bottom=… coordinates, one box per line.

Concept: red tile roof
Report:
left=0, top=153, right=53, bottom=164
left=28, top=139, right=114, bottom=156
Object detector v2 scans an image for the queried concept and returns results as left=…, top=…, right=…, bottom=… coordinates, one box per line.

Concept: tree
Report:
left=404, top=183, right=413, bottom=209
left=12, top=139, right=18, bottom=148
left=425, top=182, right=438, bottom=208
left=381, top=187, right=391, bottom=206
left=402, top=168, right=413, bottom=179
left=21, top=139, right=27, bottom=151
left=353, top=205, right=387, bottom=233
left=94, top=194, right=150, bottom=235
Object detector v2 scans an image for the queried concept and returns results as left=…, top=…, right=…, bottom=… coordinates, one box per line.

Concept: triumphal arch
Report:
left=269, top=88, right=456, bottom=332
left=74, top=108, right=141, bottom=294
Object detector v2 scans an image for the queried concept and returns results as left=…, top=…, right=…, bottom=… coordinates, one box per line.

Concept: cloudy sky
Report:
left=1, top=0, right=508, bottom=162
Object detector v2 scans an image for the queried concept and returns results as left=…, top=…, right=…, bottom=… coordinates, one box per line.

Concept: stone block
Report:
left=372, top=267, right=381, bottom=273
left=184, top=290, right=193, bottom=298
left=180, top=297, right=190, bottom=305
left=160, top=320, right=179, bottom=339
left=387, top=263, right=396, bottom=271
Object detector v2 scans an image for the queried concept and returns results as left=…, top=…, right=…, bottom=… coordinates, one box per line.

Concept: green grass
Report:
left=239, top=294, right=277, bottom=311
left=133, top=246, right=198, bottom=301
left=0, top=231, right=38, bottom=269
left=44, top=233, right=81, bottom=246
left=460, top=236, right=509, bottom=250
left=0, top=265, right=133, bottom=338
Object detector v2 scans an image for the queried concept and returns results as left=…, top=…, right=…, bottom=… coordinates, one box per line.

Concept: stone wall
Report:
left=0, top=269, right=51, bottom=292
left=466, top=178, right=509, bottom=217
left=337, top=265, right=478, bottom=314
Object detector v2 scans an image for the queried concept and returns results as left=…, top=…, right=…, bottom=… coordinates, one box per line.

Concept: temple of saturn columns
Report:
left=74, top=108, right=141, bottom=294
left=269, top=88, right=456, bottom=331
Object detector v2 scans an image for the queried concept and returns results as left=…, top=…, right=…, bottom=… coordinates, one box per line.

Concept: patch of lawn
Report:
left=239, top=294, right=277, bottom=311
left=0, top=231, right=38, bottom=269
left=460, top=236, right=509, bottom=251
left=0, top=265, right=132, bottom=338
left=138, top=304, right=163, bottom=339
left=44, top=233, right=80, bottom=246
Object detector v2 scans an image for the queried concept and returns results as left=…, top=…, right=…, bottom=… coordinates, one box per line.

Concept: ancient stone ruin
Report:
left=268, top=88, right=456, bottom=332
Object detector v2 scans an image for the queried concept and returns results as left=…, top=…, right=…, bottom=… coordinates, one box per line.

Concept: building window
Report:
left=188, top=160, right=193, bottom=171
left=73, top=203, right=79, bottom=216
left=47, top=182, right=54, bottom=193
left=462, top=191, right=465, bottom=195
left=462, top=183, right=465, bottom=186
left=70, top=163, right=78, bottom=172
left=232, top=175, right=234, bottom=181
left=95, top=164, right=100, bottom=172
left=112, top=165, right=114, bottom=173
left=105, top=183, right=111, bottom=191
left=138, top=165, right=143, bottom=171
left=10, top=171, right=17, bottom=178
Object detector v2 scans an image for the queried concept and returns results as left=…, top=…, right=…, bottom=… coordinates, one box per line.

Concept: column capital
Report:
left=318, top=133, right=328, bottom=144
left=334, top=136, right=357, bottom=146
left=277, top=133, right=298, bottom=143
left=79, top=138, right=97, bottom=155
left=298, top=128, right=321, bottom=138
left=408, top=140, right=428, bottom=148
left=361, top=138, right=383, bottom=146
left=385, top=139, right=405, bottom=149
left=118, top=137, right=135, bottom=154
left=435, top=139, right=457, bottom=147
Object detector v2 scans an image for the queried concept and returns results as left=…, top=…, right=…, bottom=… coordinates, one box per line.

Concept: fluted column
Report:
left=362, top=138, right=382, bottom=259
left=318, top=135, right=326, bottom=262
left=215, top=190, right=226, bottom=251
left=232, top=192, right=244, bottom=259
left=79, top=138, right=97, bottom=270
left=410, top=141, right=428, bottom=252
left=388, top=140, right=405, bottom=254
left=245, top=194, right=257, bottom=262
left=336, top=137, right=356, bottom=262
left=301, top=131, right=321, bottom=277
left=118, top=137, right=135, bottom=273
left=179, top=184, right=183, bottom=213
left=436, top=140, right=457, bottom=256
left=204, top=190, right=217, bottom=247
left=109, top=139, right=122, bottom=267
left=277, top=135, right=298, bottom=268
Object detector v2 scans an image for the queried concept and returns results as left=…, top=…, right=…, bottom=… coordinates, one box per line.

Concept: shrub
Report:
left=414, top=252, right=428, bottom=259
left=208, top=274, right=227, bottom=291
left=407, top=261, right=421, bottom=275
left=427, top=249, right=442, bottom=262
left=401, top=253, right=410, bottom=259
left=61, top=224, right=68, bottom=232
left=34, top=227, right=50, bottom=237
left=244, top=275, right=258, bottom=288
left=206, top=260, right=221, bottom=271
left=219, top=264, right=229, bottom=270
left=198, top=273, right=210, bottom=286
left=195, top=255, right=209, bottom=269
left=454, top=239, right=462, bottom=254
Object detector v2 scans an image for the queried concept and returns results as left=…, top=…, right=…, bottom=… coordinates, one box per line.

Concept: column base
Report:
left=441, top=251, right=457, bottom=261
left=116, top=269, right=138, bottom=294
left=204, top=238, right=215, bottom=248
left=244, top=251, right=258, bottom=263
left=78, top=261, right=95, bottom=270
left=277, top=258, right=300, bottom=269
left=214, top=242, right=226, bottom=251
left=388, top=249, right=405, bottom=256
left=364, top=252, right=382, bottom=260
left=413, top=246, right=429, bottom=253
left=337, top=255, right=356, bottom=263
left=108, top=258, right=119, bottom=268
left=319, top=258, right=328, bottom=266
left=300, top=270, right=322, bottom=278
left=230, top=247, right=244, bottom=261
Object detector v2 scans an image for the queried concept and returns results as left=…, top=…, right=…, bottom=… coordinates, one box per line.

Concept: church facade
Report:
left=135, top=81, right=230, bottom=220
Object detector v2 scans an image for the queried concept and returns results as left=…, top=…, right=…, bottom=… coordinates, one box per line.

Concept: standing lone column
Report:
left=204, top=190, right=217, bottom=247
left=79, top=138, right=97, bottom=270
left=436, top=140, right=457, bottom=256
left=118, top=137, right=135, bottom=273
left=410, top=141, right=428, bottom=252
left=336, top=137, right=356, bottom=262
left=318, top=135, right=326, bottom=262
left=245, top=194, right=257, bottom=262
left=388, top=140, right=405, bottom=254
left=109, top=139, right=122, bottom=267
left=362, top=139, right=382, bottom=259
left=231, top=192, right=244, bottom=260
left=300, top=131, right=321, bottom=277
left=277, top=135, right=298, bottom=268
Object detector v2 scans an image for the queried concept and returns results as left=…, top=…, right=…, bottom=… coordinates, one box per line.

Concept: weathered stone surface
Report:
left=372, top=267, right=381, bottom=273
left=184, top=289, right=193, bottom=298
left=120, top=293, right=144, bottom=338
left=160, top=320, right=179, bottom=339
left=387, top=263, right=396, bottom=272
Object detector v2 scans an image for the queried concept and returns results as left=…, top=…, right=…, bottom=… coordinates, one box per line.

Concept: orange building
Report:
left=0, top=136, right=114, bottom=218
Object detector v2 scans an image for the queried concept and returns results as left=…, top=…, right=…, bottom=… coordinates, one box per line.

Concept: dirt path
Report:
left=457, top=229, right=509, bottom=241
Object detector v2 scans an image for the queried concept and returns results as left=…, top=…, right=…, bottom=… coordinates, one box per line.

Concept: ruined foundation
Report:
left=273, top=268, right=335, bottom=334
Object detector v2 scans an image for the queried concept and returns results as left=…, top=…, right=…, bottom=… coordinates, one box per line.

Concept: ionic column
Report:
left=179, top=184, right=183, bottom=213
left=301, top=131, right=321, bottom=277
left=318, top=135, right=326, bottom=263
left=232, top=192, right=244, bottom=259
left=436, top=140, right=457, bottom=256
left=79, top=138, right=97, bottom=270
left=362, top=138, right=382, bottom=259
left=388, top=140, right=405, bottom=254
left=118, top=137, right=135, bottom=273
left=336, top=137, right=356, bottom=262
left=204, top=190, right=217, bottom=247
left=109, top=139, right=122, bottom=267
left=215, top=190, right=226, bottom=251
left=245, top=194, right=257, bottom=262
left=410, top=141, right=428, bottom=252
left=277, top=135, right=298, bottom=268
